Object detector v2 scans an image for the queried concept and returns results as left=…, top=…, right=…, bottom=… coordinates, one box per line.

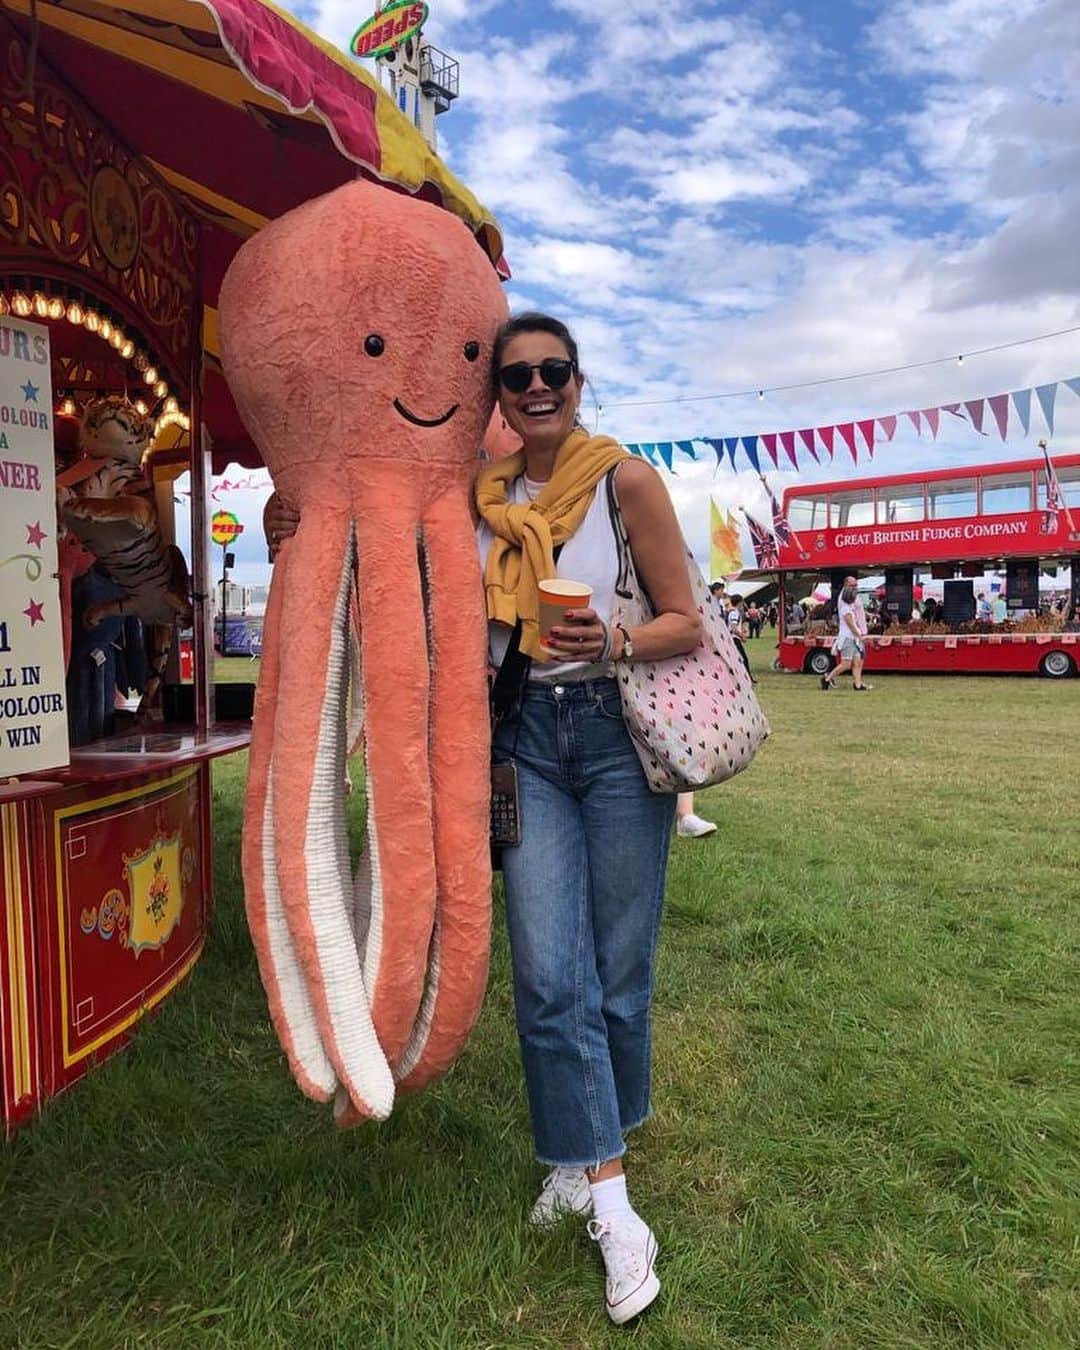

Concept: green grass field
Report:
left=3, top=641, right=1078, bottom=1348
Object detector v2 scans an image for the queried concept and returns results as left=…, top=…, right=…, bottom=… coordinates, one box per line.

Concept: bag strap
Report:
left=490, top=542, right=564, bottom=725
left=604, top=466, right=658, bottom=614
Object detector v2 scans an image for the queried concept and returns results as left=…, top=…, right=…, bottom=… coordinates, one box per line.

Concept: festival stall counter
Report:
left=0, top=0, right=506, bottom=1133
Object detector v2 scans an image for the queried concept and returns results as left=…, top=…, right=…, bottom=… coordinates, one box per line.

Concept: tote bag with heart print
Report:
left=605, top=472, right=770, bottom=793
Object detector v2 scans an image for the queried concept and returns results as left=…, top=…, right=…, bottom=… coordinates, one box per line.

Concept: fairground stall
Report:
left=768, top=452, right=1080, bottom=678
left=0, top=0, right=504, bottom=1132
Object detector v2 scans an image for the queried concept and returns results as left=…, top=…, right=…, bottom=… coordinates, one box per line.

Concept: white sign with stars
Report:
left=0, top=316, right=68, bottom=776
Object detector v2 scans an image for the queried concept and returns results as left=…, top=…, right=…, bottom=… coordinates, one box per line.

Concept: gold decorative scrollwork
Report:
left=0, top=15, right=198, bottom=395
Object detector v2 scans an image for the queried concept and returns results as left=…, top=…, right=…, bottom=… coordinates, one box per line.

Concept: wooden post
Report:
left=188, top=302, right=214, bottom=733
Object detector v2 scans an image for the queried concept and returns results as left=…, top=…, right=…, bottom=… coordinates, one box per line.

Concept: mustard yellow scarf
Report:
left=476, top=429, right=630, bottom=659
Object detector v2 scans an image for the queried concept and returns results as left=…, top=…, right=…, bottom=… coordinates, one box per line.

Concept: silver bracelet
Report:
left=597, top=620, right=613, bottom=663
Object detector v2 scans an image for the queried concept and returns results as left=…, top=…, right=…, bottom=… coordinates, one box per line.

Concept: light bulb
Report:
left=59, top=396, right=77, bottom=417
left=100, top=319, right=112, bottom=341
left=33, top=292, right=48, bottom=317
left=0, top=293, right=8, bottom=316
left=84, top=310, right=100, bottom=332
left=47, top=297, right=64, bottom=320
left=164, top=396, right=179, bottom=413
left=154, top=380, right=168, bottom=398
left=120, top=339, right=135, bottom=359
left=957, top=354, right=964, bottom=364
left=758, top=390, right=765, bottom=401
left=109, top=329, right=124, bottom=349
left=144, top=366, right=157, bottom=385
left=135, top=399, right=149, bottom=416
left=12, top=292, right=31, bottom=317
left=66, top=301, right=83, bottom=324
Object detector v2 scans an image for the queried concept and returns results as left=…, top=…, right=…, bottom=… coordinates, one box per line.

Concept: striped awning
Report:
left=0, top=0, right=507, bottom=468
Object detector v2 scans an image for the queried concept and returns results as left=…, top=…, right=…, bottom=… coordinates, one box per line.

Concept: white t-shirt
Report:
left=837, top=595, right=867, bottom=639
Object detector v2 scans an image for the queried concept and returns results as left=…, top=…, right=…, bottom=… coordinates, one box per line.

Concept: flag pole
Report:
left=1039, top=438, right=1077, bottom=534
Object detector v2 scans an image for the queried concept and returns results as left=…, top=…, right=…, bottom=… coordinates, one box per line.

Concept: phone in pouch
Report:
left=490, top=761, right=522, bottom=848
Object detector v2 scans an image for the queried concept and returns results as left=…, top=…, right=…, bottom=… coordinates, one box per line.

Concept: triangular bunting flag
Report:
left=761, top=432, right=779, bottom=468
left=819, top=426, right=835, bottom=458
left=741, top=435, right=761, bottom=472
left=879, top=415, right=897, bottom=442
left=724, top=437, right=740, bottom=469
left=964, top=400, right=986, bottom=435
left=1036, top=383, right=1057, bottom=434
left=988, top=394, right=1009, bottom=441
left=905, top=410, right=922, bottom=435
left=857, top=419, right=876, bottom=457
left=655, top=441, right=674, bottom=471
left=1012, top=389, right=1032, bottom=436
left=921, top=408, right=940, bottom=439
left=837, top=423, right=858, bottom=462
left=704, top=438, right=725, bottom=469
left=1065, top=378, right=1080, bottom=401
left=942, top=403, right=964, bottom=419
left=781, top=431, right=799, bottom=469
left=797, top=429, right=818, bottom=463
left=676, top=440, right=697, bottom=459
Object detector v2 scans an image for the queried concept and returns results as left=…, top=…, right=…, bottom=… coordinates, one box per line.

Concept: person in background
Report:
left=746, top=601, right=763, bottom=639
left=822, top=575, right=871, bottom=691
left=992, top=592, right=1007, bottom=622
left=767, top=601, right=778, bottom=629
left=725, top=594, right=757, bottom=684
left=977, top=592, right=992, bottom=621
left=675, top=793, right=717, bottom=839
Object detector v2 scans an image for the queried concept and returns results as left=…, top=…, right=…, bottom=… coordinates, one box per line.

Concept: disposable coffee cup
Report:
left=538, top=579, right=593, bottom=650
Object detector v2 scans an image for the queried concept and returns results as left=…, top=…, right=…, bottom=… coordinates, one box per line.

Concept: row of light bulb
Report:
left=1, top=288, right=170, bottom=400
left=55, top=391, right=188, bottom=438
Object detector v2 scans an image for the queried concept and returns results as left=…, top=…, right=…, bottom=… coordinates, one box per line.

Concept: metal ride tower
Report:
left=352, top=2, right=460, bottom=151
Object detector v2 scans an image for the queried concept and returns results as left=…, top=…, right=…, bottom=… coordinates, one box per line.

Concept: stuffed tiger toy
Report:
left=58, top=396, right=193, bottom=714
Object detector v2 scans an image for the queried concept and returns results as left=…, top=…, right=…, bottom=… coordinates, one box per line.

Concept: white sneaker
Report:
left=588, top=1214, right=661, bottom=1325
left=528, top=1167, right=593, bottom=1227
left=677, top=813, right=717, bottom=839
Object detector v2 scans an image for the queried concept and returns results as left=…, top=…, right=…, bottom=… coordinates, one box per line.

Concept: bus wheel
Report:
left=805, top=649, right=833, bottom=677
left=1039, top=650, right=1075, bottom=679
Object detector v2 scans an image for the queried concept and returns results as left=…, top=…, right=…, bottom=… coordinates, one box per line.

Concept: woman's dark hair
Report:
left=491, top=311, right=580, bottom=382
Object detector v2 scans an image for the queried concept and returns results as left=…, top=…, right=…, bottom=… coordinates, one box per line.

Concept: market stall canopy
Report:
left=0, top=0, right=508, bottom=471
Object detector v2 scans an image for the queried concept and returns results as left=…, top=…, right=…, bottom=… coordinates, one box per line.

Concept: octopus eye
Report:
left=463, top=341, right=480, bottom=363
left=364, top=334, right=386, bottom=358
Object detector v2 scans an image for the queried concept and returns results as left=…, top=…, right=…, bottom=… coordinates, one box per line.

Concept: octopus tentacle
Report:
left=273, top=515, right=394, bottom=1121
left=242, top=541, right=337, bottom=1101
left=396, top=492, right=492, bottom=1090
left=349, top=500, right=440, bottom=1072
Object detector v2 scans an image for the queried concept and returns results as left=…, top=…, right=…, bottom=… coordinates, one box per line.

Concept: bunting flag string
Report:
left=623, top=373, right=1080, bottom=473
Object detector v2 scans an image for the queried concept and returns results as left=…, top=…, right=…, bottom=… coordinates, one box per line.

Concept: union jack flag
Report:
left=1040, top=439, right=1073, bottom=534
left=744, top=510, right=779, bottom=568
left=759, top=475, right=804, bottom=551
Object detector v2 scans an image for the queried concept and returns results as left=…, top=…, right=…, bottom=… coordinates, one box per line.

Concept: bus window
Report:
left=928, top=477, right=977, bottom=519
left=878, top=485, right=925, bottom=524
left=1038, top=463, right=1080, bottom=509
left=829, top=488, right=874, bottom=527
left=981, top=473, right=1033, bottom=514
left=787, top=493, right=829, bottom=532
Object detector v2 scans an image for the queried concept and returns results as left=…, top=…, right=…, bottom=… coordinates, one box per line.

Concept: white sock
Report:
left=590, top=1175, right=634, bottom=1223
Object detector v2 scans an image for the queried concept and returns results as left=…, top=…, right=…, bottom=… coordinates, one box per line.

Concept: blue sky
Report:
left=207, top=0, right=1079, bottom=581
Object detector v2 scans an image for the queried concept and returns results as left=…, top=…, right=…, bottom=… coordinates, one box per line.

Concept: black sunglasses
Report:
left=498, top=358, right=577, bottom=394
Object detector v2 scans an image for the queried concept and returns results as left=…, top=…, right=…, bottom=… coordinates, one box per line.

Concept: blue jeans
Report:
left=494, top=678, right=676, bottom=1168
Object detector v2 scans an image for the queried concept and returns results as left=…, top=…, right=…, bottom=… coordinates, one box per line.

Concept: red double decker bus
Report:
left=772, top=452, right=1080, bottom=678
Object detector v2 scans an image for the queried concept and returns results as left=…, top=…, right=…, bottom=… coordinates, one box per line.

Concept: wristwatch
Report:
left=615, top=623, right=635, bottom=660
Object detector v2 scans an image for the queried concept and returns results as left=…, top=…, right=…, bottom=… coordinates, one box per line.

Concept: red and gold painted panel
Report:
left=0, top=13, right=199, bottom=393
left=1, top=796, right=43, bottom=1131
left=39, top=764, right=209, bottom=1094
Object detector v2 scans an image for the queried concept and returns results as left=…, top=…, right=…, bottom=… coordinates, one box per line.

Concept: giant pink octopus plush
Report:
left=219, top=180, right=508, bottom=1124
